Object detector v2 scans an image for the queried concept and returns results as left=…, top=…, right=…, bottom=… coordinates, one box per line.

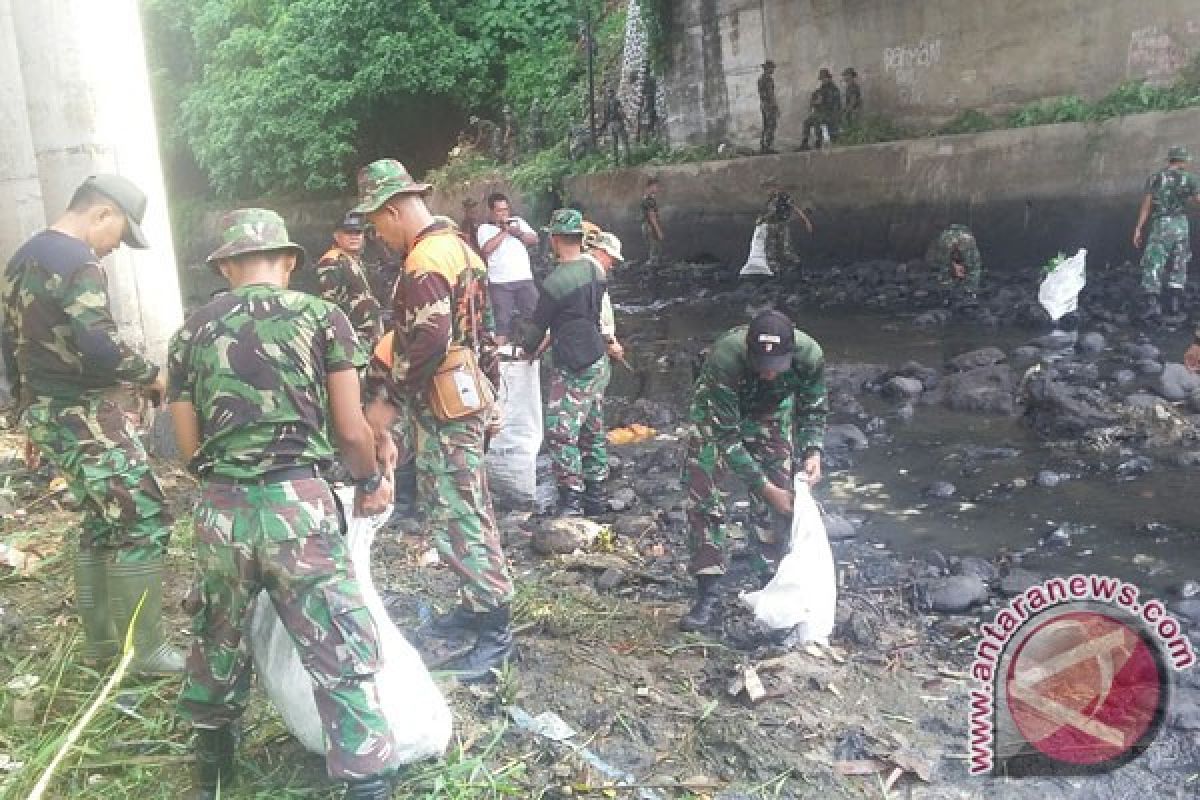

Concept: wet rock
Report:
left=608, top=487, right=638, bottom=512
left=1041, top=526, right=1072, bottom=549
left=825, top=363, right=888, bottom=396
left=1169, top=688, right=1200, bottom=731
left=1023, top=374, right=1121, bottom=436
left=1136, top=358, right=1164, bottom=376
left=1010, top=345, right=1042, bottom=363
left=1032, top=330, right=1078, bottom=350
left=1125, top=392, right=1167, bottom=411
left=1077, top=332, right=1106, bottom=354
left=1189, top=389, right=1200, bottom=415
left=1000, top=568, right=1044, bottom=596
left=1036, top=470, right=1062, bottom=488
left=531, top=518, right=603, bottom=556
left=824, top=424, right=869, bottom=451
left=882, top=376, right=924, bottom=401
left=918, top=575, right=988, bottom=612
left=1174, top=451, right=1200, bottom=468
left=1113, top=369, right=1137, bottom=388
left=923, top=481, right=957, bottom=499
left=1155, top=363, right=1200, bottom=401
left=954, top=557, right=999, bottom=583
left=895, top=403, right=915, bottom=421
left=1126, top=342, right=1161, bottom=361
left=822, top=512, right=857, bottom=540
left=897, top=360, right=940, bottom=390
left=913, top=310, right=951, bottom=328
left=845, top=610, right=880, bottom=647
left=947, top=346, right=1006, bottom=372
left=1116, top=456, right=1153, bottom=478
left=1172, top=597, right=1200, bottom=627
left=596, top=567, right=625, bottom=591
left=940, top=365, right=1016, bottom=414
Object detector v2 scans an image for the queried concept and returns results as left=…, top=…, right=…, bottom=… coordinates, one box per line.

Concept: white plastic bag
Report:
left=1038, top=248, right=1087, bottom=321
left=739, top=224, right=773, bottom=276
left=486, top=358, right=543, bottom=508
left=248, top=488, right=452, bottom=764
left=740, top=476, right=838, bottom=642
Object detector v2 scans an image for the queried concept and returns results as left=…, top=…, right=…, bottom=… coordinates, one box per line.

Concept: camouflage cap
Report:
left=205, top=208, right=306, bottom=270
left=1168, top=146, right=1192, bottom=163
left=546, top=208, right=584, bottom=235
left=591, top=231, right=624, bottom=263
left=353, top=158, right=432, bottom=214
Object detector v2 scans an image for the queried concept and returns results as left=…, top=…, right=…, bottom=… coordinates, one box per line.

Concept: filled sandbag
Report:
left=486, top=358, right=543, bottom=508
left=739, top=224, right=773, bottom=276
left=1038, top=249, right=1087, bottom=321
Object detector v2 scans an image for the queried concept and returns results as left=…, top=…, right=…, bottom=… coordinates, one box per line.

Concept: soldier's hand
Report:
left=1185, top=343, right=1200, bottom=373
left=1133, top=229, right=1143, bottom=249
left=801, top=450, right=822, bottom=485
left=607, top=340, right=625, bottom=360
left=762, top=481, right=794, bottom=516
left=24, top=438, right=40, bottom=471
left=953, top=262, right=967, bottom=280
left=141, top=374, right=167, bottom=407
left=355, top=475, right=394, bottom=518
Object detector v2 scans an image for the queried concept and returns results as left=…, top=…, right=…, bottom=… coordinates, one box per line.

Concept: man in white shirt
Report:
left=477, top=192, right=539, bottom=344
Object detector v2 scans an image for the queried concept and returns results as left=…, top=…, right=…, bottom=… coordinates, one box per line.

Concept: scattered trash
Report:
left=0, top=542, right=42, bottom=575
left=727, top=665, right=767, bottom=703
left=607, top=424, right=657, bottom=445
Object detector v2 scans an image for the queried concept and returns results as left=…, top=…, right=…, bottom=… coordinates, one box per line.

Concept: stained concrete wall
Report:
left=666, top=0, right=1200, bottom=149
left=565, top=107, right=1200, bottom=271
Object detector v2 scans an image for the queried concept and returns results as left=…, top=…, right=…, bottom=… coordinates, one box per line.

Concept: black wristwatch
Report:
left=356, top=471, right=383, bottom=493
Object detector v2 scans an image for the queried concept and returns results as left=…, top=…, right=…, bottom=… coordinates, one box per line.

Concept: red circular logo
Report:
left=1005, top=610, right=1167, bottom=768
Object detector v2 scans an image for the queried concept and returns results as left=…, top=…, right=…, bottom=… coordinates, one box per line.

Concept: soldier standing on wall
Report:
left=801, top=69, right=842, bottom=150
left=529, top=98, right=547, bottom=152
left=602, top=87, right=631, bottom=166
left=501, top=105, right=519, bottom=163
left=842, top=68, right=862, bottom=130
left=758, top=61, right=779, bottom=155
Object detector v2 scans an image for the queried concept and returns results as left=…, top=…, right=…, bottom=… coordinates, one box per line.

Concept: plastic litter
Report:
left=739, top=224, right=773, bottom=276
left=248, top=488, right=452, bottom=765
left=486, top=358, right=542, bottom=508
left=740, top=476, right=838, bottom=642
left=1038, top=248, right=1087, bottom=321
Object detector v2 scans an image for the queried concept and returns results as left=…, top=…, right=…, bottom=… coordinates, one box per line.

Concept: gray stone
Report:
left=923, top=481, right=957, bottom=498
left=1035, top=470, right=1061, bottom=488
left=531, top=518, right=603, bottom=556
left=1169, top=687, right=1200, bottom=731
left=919, top=575, right=989, bottom=612
left=947, top=346, right=1006, bottom=372
left=895, top=403, right=916, bottom=421
left=954, top=557, right=999, bottom=583
left=822, top=512, right=858, bottom=540
left=897, top=360, right=940, bottom=390
left=1173, top=597, right=1200, bottom=627
left=1175, top=451, right=1200, bottom=468
left=1136, top=358, right=1164, bottom=376
left=1155, top=362, right=1200, bottom=401
left=824, top=363, right=888, bottom=396
left=1023, top=375, right=1121, bottom=436
left=883, top=375, right=924, bottom=401
left=596, top=567, right=625, bottom=591
left=1126, top=342, right=1161, bottom=361
left=1077, top=332, right=1106, bottom=354
left=940, top=364, right=1016, bottom=414
left=914, top=310, right=951, bottom=328
left=1010, top=346, right=1042, bottom=362
left=608, top=487, right=638, bottom=512
left=1113, top=369, right=1137, bottom=387
left=614, top=514, right=657, bottom=539
left=999, top=568, right=1044, bottom=596
left=1124, top=392, right=1166, bottom=411
left=824, top=424, right=869, bottom=451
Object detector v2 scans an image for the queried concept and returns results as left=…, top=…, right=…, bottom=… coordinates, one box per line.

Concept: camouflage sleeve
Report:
left=792, top=355, right=828, bottom=453
left=341, top=256, right=384, bottom=344
left=1, top=273, right=19, bottom=398
left=315, top=257, right=346, bottom=308
left=324, top=305, right=367, bottom=373
left=693, top=370, right=768, bottom=490
left=165, top=326, right=192, bottom=403
left=396, top=271, right=452, bottom=391
left=63, top=264, right=158, bottom=384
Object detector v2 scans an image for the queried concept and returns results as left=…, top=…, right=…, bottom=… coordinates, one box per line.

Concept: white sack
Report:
left=740, top=476, right=837, bottom=642
left=1038, top=248, right=1087, bottom=321
left=739, top=224, right=774, bottom=276
left=486, top=359, right=543, bottom=507
left=248, top=488, right=452, bottom=764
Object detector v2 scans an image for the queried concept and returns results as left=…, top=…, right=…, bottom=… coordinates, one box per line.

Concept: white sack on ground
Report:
left=248, top=488, right=452, bottom=763
left=486, top=358, right=543, bottom=508
left=739, top=224, right=773, bottom=276
left=740, top=475, right=837, bottom=642
left=1038, top=248, right=1087, bottom=321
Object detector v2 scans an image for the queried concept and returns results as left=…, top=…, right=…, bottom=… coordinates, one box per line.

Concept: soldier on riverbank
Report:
left=760, top=178, right=814, bottom=274
left=926, top=223, right=982, bottom=304
left=1133, top=146, right=1199, bottom=324
left=316, top=211, right=384, bottom=346
left=641, top=177, right=664, bottom=268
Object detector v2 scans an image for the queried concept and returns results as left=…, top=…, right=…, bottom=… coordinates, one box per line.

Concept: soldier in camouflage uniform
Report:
left=355, top=159, right=516, bottom=683
left=640, top=178, right=664, bottom=268
left=602, top=87, right=632, bottom=166
left=523, top=210, right=613, bottom=516
left=758, top=61, right=779, bottom=154
left=169, top=209, right=396, bottom=800
left=0, top=175, right=184, bottom=674
left=926, top=223, right=983, bottom=302
left=680, top=311, right=827, bottom=632
left=317, top=211, right=384, bottom=346
left=801, top=68, right=842, bottom=150
left=842, top=68, right=862, bottom=129
left=1133, top=146, right=1199, bottom=322
left=760, top=178, right=814, bottom=274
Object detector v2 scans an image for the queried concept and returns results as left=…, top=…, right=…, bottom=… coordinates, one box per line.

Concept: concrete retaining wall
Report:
left=565, top=108, right=1200, bottom=270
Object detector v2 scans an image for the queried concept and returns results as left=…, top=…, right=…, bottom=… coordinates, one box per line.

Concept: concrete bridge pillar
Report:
left=0, top=0, right=46, bottom=261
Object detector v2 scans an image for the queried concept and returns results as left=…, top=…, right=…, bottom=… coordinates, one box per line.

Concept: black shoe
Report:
left=1165, top=288, right=1184, bottom=316
left=679, top=574, right=721, bottom=632
left=420, top=604, right=479, bottom=641
left=558, top=486, right=584, bottom=517
left=583, top=482, right=608, bottom=516
left=442, top=605, right=514, bottom=683
left=194, top=726, right=237, bottom=800
left=345, top=776, right=392, bottom=800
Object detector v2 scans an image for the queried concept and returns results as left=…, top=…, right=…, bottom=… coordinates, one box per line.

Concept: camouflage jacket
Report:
left=757, top=73, right=777, bottom=110
left=315, top=245, right=384, bottom=345
left=689, top=325, right=828, bottom=489
left=1, top=230, right=158, bottom=405
left=762, top=191, right=794, bottom=225
left=166, top=284, right=365, bottom=479
left=380, top=222, right=495, bottom=402
left=926, top=224, right=979, bottom=268
left=1145, top=166, right=1198, bottom=219
left=641, top=194, right=659, bottom=224
left=810, top=83, right=842, bottom=115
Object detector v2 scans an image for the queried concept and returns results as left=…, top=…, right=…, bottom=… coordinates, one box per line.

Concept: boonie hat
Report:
left=205, top=208, right=306, bottom=271
left=746, top=310, right=795, bottom=372
left=335, top=211, right=366, bottom=232
left=546, top=208, right=585, bottom=235
left=1168, top=146, right=1192, bottom=163
left=842, top=67, right=858, bottom=78
left=82, top=174, right=150, bottom=249
left=762, top=60, right=776, bottom=70
left=591, top=232, right=624, bottom=263
left=353, top=159, right=432, bottom=214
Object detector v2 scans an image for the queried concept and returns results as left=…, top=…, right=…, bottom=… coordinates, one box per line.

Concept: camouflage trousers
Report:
left=179, top=477, right=397, bottom=781
left=684, top=403, right=794, bottom=576
left=23, top=393, right=170, bottom=563
left=1140, top=215, right=1191, bottom=293
left=545, top=357, right=611, bottom=492
left=642, top=223, right=663, bottom=266
left=764, top=222, right=794, bottom=272
left=761, top=106, right=778, bottom=151
left=413, top=405, right=514, bottom=611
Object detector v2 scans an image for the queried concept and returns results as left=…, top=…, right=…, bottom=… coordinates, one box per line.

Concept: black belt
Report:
left=204, top=465, right=320, bottom=486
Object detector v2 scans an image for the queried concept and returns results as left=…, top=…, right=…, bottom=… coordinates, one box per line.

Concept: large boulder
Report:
left=1156, top=363, right=1200, bottom=402
left=882, top=375, right=924, bottom=401
left=1022, top=373, right=1121, bottom=437
left=824, top=424, right=869, bottom=451
left=825, top=363, right=888, bottom=396
left=947, top=347, right=1006, bottom=372
left=939, top=365, right=1017, bottom=414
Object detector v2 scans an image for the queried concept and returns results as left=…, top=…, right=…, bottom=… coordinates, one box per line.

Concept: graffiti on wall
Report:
left=1127, top=26, right=1191, bottom=84
left=884, top=38, right=943, bottom=106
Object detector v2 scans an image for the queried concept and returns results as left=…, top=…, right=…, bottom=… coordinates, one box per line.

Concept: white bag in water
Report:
left=248, top=488, right=452, bottom=763
left=1038, top=248, right=1087, bottom=321
left=486, top=358, right=542, bottom=508
left=739, top=223, right=773, bottom=276
left=740, top=476, right=837, bottom=642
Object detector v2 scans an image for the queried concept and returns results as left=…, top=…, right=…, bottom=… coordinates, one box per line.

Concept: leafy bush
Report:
left=937, top=109, right=997, bottom=135
left=836, top=114, right=913, bottom=146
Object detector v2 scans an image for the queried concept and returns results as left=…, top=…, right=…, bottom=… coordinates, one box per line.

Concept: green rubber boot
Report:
left=106, top=558, right=185, bottom=675
left=75, top=550, right=119, bottom=663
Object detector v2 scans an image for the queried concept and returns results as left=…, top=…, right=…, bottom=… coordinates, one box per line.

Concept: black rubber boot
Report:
left=583, top=481, right=608, bottom=516
left=1140, top=293, right=1162, bottom=326
left=420, top=604, right=480, bottom=641
left=558, top=486, right=584, bottom=517
left=1165, top=288, right=1184, bottom=316
left=193, top=726, right=237, bottom=800
left=345, top=776, right=392, bottom=800
left=443, top=605, right=515, bottom=683
left=679, top=574, right=721, bottom=632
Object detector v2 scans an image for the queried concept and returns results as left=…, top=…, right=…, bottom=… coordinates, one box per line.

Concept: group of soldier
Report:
left=758, top=62, right=863, bottom=155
